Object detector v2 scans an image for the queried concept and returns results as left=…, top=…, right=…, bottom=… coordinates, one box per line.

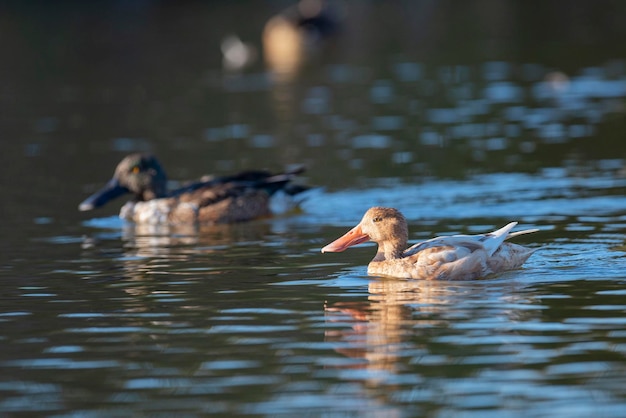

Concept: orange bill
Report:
left=321, top=225, right=370, bottom=253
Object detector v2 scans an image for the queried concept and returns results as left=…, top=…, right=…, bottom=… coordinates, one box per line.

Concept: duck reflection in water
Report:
left=119, top=221, right=274, bottom=258
left=79, top=153, right=310, bottom=225
left=85, top=220, right=278, bottom=303
left=324, top=278, right=458, bottom=376
left=324, top=277, right=532, bottom=381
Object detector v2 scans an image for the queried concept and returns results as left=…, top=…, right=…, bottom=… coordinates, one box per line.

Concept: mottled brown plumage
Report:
left=79, top=153, right=308, bottom=225
left=321, top=207, right=538, bottom=280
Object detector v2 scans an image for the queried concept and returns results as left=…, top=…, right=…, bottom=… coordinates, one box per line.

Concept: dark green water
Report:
left=2, top=1, right=626, bottom=416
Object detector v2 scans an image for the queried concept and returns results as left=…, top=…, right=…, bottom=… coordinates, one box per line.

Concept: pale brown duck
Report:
left=321, top=207, right=538, bottom=280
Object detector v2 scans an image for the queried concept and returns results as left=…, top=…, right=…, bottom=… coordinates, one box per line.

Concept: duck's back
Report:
left=369, top=243, right=489, bottom=280
left=371, top=226, right=535, bottom=280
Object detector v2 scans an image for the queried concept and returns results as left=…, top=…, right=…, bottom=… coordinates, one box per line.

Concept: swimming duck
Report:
left=263, top=0, right=341, bottom=78
left=79, top=153, right=309, bottom=224
left=321, top=207, right=538, bottom=280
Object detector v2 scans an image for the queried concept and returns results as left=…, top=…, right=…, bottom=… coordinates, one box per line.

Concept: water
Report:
left=2, top=1, right=626, bottom=416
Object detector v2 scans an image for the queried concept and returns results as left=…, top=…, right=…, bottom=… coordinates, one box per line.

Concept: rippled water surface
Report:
left=3, top=1, right=626, bottom=417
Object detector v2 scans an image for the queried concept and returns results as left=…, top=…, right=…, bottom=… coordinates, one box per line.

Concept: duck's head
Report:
left=321, top=207, right=408, bottom=254
left=79, top=153, right=168, bottom=211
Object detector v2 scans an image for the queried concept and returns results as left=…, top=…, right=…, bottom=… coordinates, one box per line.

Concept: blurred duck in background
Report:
left=263, top=0, right=341, bottom=78
left=79, top=153, right=309, bottom=224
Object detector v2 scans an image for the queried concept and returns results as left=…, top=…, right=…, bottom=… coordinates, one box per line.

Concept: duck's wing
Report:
left=507, top=228, right=540, bottom=239
left=175, top=182, right=257, bottom=206
left=393, top=223, right=538, bottom=280
left=169, top=166, right=309, bottom=198
left=404, top=222, right=526, bottom=258
left=403, top=236, right=484, bottom=258
left=397, top=237, right=487, bottom=280
left=160, top=182, right=272, bottom=224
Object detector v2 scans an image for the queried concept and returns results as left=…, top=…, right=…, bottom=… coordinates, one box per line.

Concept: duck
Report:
left=321, top=207, right=538, bottom=280
left=263, top=0, right=341, bottom=78
left=78, top=153, right=309, bottom=224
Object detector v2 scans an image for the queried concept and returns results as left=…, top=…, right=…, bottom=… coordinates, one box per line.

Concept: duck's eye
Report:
left=131, top=166, right=140, bottom=174
left=372, top=216, right=383, bottom=223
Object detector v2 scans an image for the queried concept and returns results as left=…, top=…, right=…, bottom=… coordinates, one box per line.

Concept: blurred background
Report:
left=3, top=0, right=626, bottom=224
left=3, top=1, right=626, bottom=416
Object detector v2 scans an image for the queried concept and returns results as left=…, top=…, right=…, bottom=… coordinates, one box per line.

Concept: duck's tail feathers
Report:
left=260, top=165, right=310, bottom=196
left=484, top=222, right=519, bottom=257
left=507, top=228, right=540, bottom=239
left=487, top=223, right=539, bottom=257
